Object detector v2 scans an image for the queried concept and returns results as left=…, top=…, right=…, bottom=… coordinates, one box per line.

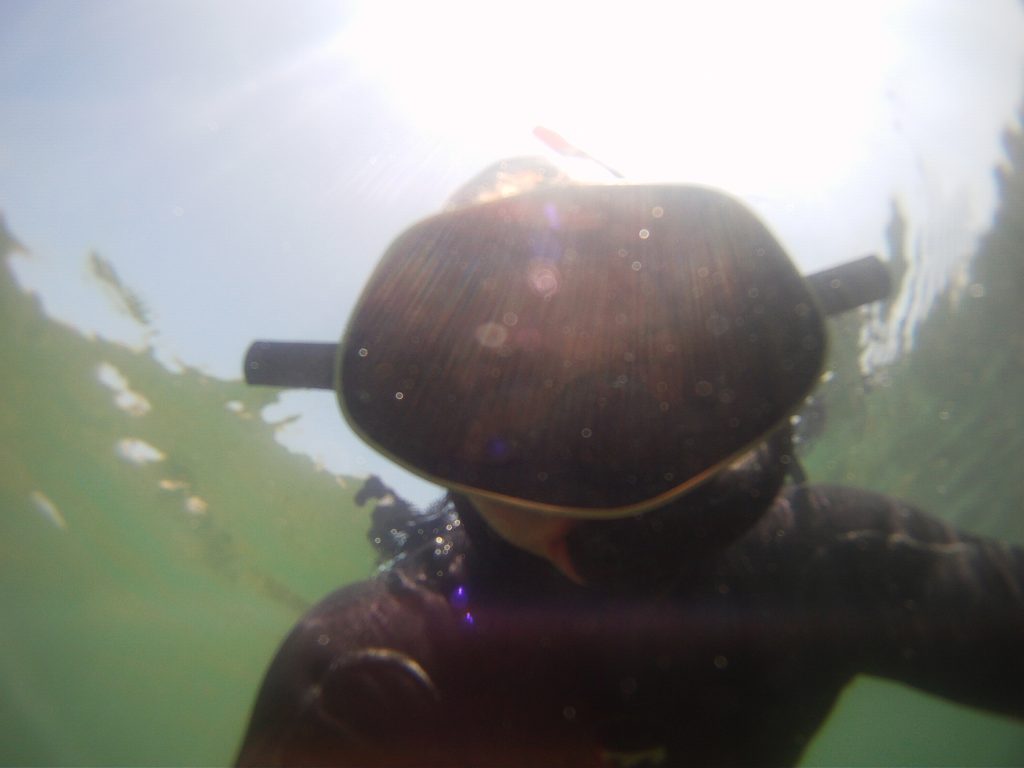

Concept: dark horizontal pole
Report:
left=242, top=255, right=891, bottom=390
left=244, top=341, right=338, bottom=389
left=806, top=254, right=891, bottom=317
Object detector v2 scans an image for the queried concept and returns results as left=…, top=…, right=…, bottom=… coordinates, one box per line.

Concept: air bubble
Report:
left=358, top=347, right=369, bottom=358
left=638, top=228, right=650, bottom=240
left=651, top=206, right=664, bottom=218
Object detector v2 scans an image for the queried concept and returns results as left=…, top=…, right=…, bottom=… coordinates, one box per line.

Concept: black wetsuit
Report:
left=235, top=465, right=1024, bottom=768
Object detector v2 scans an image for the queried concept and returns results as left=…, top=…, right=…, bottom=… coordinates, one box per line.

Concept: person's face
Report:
left=468, top=494, right=586, bottom=584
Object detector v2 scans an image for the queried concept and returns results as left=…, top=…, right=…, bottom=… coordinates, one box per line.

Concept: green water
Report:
left=0, top=221, right=375, bottom=764
left=1, top=125, right=1022, bottom=765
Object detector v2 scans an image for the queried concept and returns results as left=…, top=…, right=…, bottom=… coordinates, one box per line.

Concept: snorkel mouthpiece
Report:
left=243, top=183, right=890, bottom=517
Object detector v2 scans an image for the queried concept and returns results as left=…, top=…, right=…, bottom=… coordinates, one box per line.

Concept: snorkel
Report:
left=244, top=134, right=890, bottom=527
left=245, top=255, right=887, bottom=389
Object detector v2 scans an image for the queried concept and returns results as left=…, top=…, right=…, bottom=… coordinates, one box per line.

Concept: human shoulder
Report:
left=236, top=571, right=462, bottom=766
left=287, top=568, right=460, bottom=662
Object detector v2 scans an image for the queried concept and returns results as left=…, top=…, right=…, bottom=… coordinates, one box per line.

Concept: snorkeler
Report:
left=235, top=157, right=1024, bottom=767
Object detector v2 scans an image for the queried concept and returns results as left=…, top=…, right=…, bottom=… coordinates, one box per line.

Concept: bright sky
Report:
left=2, top=0, right=1023, bottom=504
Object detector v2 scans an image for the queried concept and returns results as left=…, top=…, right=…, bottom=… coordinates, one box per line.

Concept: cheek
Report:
left=472, top=500, right=584, bottom=583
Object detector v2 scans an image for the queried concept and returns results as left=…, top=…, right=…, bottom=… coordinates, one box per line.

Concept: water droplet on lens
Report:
left=706, top=312, right=730, bottom=336
left=475, top=322, right=508, bottom=348
left=528, top=262, right=561, bottom=297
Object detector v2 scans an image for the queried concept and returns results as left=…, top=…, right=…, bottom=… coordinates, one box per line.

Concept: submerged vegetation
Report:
left=803, top=119, right=1024, bottom=543
left=800, top=119, right=1024, bottom=764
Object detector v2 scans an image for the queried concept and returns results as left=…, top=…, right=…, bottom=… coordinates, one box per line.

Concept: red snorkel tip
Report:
left=533, top=126, right=624, bottom=179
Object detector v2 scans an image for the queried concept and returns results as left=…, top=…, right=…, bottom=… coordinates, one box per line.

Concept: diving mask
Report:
left=245, top=175, right=889, bottom=517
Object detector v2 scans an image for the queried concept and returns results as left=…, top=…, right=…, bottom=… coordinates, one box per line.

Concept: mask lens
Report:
left=339, top=185, right=825, bottom=515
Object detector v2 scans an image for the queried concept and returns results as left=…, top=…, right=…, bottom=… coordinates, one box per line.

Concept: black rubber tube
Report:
left=244, top=341, right=338, bottom=389
left=242, top=255, right=891, bottom=389
left=805, top=255, right=891, bottom=316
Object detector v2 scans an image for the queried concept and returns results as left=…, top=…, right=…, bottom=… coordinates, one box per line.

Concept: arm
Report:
left=773, top=484, right=1024, bottom=717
